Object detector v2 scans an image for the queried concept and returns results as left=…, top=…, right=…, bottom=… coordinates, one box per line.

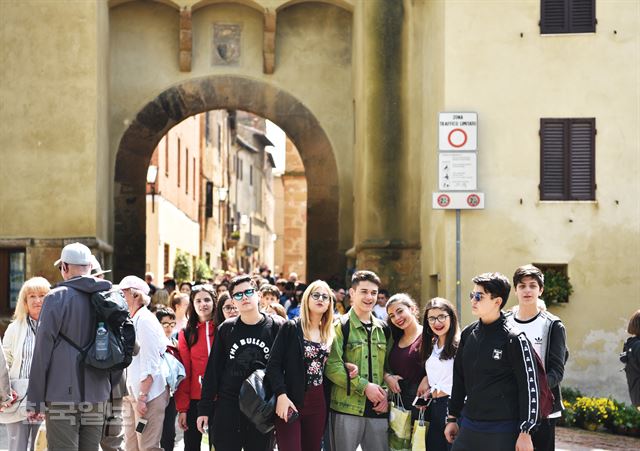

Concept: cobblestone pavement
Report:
left=556, top=426, right=640, bottom=451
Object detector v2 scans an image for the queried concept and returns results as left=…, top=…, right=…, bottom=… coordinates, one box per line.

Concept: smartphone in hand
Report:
left=412, top=396, right=432, bottom=408
left=287, top=407, right=300, bottom=423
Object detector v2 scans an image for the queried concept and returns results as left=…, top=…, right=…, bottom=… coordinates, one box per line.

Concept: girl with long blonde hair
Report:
left=265, top=280, right=335, bottom=451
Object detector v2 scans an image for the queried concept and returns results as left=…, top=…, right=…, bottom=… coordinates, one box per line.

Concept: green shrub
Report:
left=173, top=250, right=192, bottom=283
left=194, top=258, right=212, bottom=282
left=561, top=386, right=584, bottom=404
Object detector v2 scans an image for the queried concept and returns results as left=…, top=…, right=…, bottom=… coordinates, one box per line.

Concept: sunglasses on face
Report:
left=310, top=292, right=330, bottom=302
left=469, top=291, right=486, bottom=302
left=232, top=288, right=256, bottom=301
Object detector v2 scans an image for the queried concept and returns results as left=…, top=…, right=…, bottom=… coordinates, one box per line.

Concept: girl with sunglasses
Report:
left=265, top=280, right=335, bottom=451
left=175, top=285, right=217, bottom=450
left=417, top=297, right=460, bottom=451
left=213, top=292, right=239, bottom=326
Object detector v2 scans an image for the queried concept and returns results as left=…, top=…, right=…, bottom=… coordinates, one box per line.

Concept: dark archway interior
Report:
left=113, top=75, right=343, bottom=283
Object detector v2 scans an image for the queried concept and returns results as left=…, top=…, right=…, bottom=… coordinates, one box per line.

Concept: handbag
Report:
left=0, top=378, right=29, bottom=423
left=238, top=368, right=276, bottom=434
left=390, top=393, right=412, bottom=439
left=389, top=393, right=413, bottom=451
left=411, top=409, right=429, bottom=451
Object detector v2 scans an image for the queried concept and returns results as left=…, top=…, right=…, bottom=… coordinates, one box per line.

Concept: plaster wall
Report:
left=0, top=1, right=109, bottom=239
left=423, top=0, right=640, bottom=402
left=109, top=1, right=353, bottom=251
left=145, top=195, right=200, bottom=280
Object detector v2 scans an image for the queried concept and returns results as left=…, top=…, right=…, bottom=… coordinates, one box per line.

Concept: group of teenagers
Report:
left=0, top=249, right=573, bottom=451
left=168, top=264, right=570, bottom=451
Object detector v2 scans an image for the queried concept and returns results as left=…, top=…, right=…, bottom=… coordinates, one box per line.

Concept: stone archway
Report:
left=114, top=75, right=342, bottom=283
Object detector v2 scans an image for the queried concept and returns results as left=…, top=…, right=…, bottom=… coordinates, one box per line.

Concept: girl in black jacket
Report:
left=265, top=280, right=335, bottom=451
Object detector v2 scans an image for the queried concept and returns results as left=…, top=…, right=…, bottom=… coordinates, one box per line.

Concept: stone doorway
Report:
left=113, top=75, right=342, bottom=283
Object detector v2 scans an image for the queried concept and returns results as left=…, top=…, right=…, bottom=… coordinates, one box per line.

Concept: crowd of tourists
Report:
left=0, top=242, right=638, bottom=451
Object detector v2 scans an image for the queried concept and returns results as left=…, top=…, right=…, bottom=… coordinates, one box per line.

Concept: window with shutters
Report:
left=540, top=118, right=595, bottom=201
left=540, top=0, right=595, bottom=34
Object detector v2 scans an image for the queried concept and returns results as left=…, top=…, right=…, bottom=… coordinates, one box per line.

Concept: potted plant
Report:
left=573, top=397, right=617, bottom=432
left=543, top=268, right=573, bottom=303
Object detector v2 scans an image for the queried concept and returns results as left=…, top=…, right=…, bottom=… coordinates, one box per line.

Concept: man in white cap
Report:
left=119, top=275, right=169, bottom=451
left=28, top=242, right=113, bottom=451
left=90, top=255, right=112, bottom=279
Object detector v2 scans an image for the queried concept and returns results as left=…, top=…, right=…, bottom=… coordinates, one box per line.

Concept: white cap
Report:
left=90, top=255, right=111, bottom=277
left=119, top=275, right=150, bottom=295
left=53, top=242, right=92, bottom=267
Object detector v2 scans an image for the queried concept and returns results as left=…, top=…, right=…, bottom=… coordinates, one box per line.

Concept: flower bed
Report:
left=559, top=387, right=640, bottom=437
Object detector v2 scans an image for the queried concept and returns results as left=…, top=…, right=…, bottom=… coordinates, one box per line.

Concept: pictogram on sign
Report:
left=466, top=194, right=480, bottom=207
left=437, top=194, right=451, bottom=207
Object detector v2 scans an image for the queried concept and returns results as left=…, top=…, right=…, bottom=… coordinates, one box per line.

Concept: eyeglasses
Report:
left=469, top=291, right=486, bottom=302
left=232, top=288, right=256, bottom=301
left=426, top=314, right=450, bottom=324
left=161, top=321, right=176, bottom=328
left=310, top=292, right=330, bottom=302
left=223, top=305, right=239, bottom=312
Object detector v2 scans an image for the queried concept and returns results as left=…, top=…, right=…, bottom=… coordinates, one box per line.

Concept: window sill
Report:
left=540, top=32, right=596, bottom=37
left=537, top=200, right=598, bottom=205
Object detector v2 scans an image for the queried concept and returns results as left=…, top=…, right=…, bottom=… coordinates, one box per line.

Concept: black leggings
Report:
left=184, top=399, right=213, bottom=451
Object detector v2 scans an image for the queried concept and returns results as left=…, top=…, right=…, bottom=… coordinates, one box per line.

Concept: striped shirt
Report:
left=19, top=317, right=38, bottom=379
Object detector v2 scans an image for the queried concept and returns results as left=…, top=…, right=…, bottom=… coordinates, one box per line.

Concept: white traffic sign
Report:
left=439, top=153, right=477, bottom=191
left=439, top=112, right=478, bottom=151
left=432, top=192, right=485, bottom=209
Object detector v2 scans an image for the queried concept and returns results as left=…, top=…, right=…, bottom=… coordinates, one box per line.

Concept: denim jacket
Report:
left=325, top=308, right=389, bottom=416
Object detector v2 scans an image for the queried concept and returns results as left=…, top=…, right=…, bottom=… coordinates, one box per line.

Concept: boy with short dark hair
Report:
left=507, top=265, right=567, bottom=450
left=197, top=275, right=284, bottom=451
left=445, top=272, right=538, bottom=451
left=325, top=270, right=390, bottom=451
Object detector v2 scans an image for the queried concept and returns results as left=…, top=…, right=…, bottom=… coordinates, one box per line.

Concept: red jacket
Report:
left=175, top=320, right=215, bottom=412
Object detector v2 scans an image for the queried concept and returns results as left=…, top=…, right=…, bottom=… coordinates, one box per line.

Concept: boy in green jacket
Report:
left=325, top=270, right=389, bottom=451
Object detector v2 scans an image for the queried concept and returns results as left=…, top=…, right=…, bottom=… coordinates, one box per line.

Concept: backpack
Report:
left=60, top=289, right=136, bottom=373
left=513, top=330, right=555, bottom=420
left=335, top=314, right=391, bottom=396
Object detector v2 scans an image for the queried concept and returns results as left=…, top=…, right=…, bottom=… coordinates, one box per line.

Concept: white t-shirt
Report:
left=508, top=311, right=561, bottom=418
left=508, top=312, right=545, bottom=360
left=425, top=342, right=454, bottom=396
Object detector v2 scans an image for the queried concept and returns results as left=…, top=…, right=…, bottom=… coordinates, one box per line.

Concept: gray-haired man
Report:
left=28, top=242, right=112, bottom=451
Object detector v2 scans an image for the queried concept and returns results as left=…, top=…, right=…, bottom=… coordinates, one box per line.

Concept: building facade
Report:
left=0, top=0, right=637, bottom=401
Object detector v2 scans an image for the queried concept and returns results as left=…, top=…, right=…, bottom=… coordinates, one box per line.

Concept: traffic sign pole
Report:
left=456, top=208, right=461, bottom=325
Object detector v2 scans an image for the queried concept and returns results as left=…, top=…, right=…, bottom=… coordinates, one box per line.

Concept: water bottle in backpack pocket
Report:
left=95, top=322, right=110, bottom=361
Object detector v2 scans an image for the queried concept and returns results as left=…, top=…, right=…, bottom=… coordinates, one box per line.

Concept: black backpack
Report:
left=60, top=289, right=136, bottom=378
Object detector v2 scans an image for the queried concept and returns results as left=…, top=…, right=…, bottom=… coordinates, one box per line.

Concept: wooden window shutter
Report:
left=541, top=0, right=567, bottom=34
left=569, top=0, right=596, bottom=33
left=540, top=119, right=567, bottom=200
left=541, top=0, right=595, bottom=34
left=568, top=118, right=595, bottom=200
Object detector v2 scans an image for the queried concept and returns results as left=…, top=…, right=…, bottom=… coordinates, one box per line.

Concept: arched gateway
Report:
left=113, top=75, right=342, bottom=283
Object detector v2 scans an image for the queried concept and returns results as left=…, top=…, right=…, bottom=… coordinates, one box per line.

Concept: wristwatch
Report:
left=445, top=417, right=458, bottom=424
